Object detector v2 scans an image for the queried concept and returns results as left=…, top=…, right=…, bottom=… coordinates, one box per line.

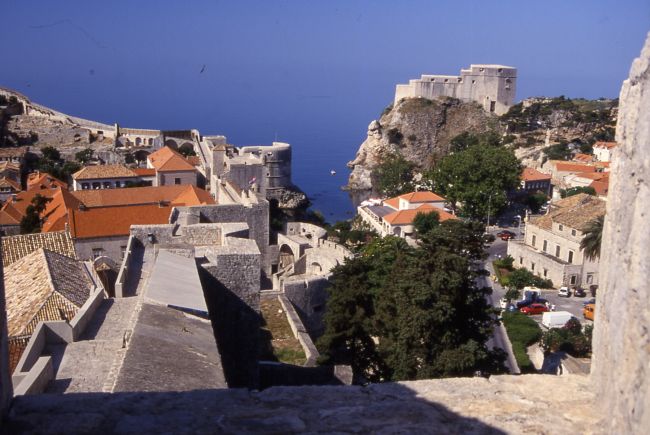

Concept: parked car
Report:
left=558, top=286, right=571, bottom=297
left=520, top=303, right=549, bottom=315
left=573, top=288, right=586, bottom=297
left=496, top=230, right=516, bottom=241
left=583, top=303, right=596, bottom=321
left=516, top=299, right=535, bottom=309
left=583, top=298, right=596, bottom=307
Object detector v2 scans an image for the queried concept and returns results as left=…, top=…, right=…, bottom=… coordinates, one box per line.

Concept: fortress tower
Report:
left=394, top=64, right=517, bottom=115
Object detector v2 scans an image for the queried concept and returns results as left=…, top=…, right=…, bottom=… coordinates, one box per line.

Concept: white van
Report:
left=542, top=311, right=574, bottom=329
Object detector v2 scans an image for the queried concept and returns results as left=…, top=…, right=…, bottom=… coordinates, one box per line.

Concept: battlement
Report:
left=395, top=64, right=517, bottom=115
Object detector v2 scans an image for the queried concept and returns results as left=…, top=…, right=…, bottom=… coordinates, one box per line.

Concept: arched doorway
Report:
left=310, top=262, right=322, bottom=274
left=279, top=244, right=295, bottom=269
left=134, top=150, right=150, bottom=164
left=164, top=139, right=179, bottom=150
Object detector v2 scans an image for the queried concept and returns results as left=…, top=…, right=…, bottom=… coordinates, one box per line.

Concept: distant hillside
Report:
left=347, top=95, right=617, bottom=191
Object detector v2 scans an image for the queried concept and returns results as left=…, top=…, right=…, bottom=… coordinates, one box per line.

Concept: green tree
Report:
left=426, top=144, right=521, bottom=219
left=560, top=186, right=596, bottom=198
left=374, top=153, right=415, bottom=197
left=318, top=221, right=504, bottom=381
left=75, top=148, right=94, bottom=164
left=19, top=194, right=52, bottom=234
left=412, top=211, right=440, bottom=237
left=40, top=146, right=61, bottom=162
left=580, top=215, right=604, bottom=260
left=507, top=268, right=535, bottom=290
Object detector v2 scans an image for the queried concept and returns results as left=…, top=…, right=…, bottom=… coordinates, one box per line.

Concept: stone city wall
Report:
left=591, top=32, right=650, bottom=435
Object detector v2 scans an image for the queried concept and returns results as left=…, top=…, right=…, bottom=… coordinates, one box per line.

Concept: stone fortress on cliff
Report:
left=394, top=64, right=517, bottom=115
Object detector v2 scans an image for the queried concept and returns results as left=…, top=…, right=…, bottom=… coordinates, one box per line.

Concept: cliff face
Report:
left=347, top=97, right=499, bottom=191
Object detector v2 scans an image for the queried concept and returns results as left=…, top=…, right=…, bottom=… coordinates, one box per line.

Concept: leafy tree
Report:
left=374, top=153, right=415, bottom=197
left=524, top=192, right=548, bottom=213
left=318, top=221, right=504, bottom=381
left=426, top=144, right=521, bottom=219
left=580, top=215, right=604, bottom=260
left=543, top=142, right=572, bottom=161
left=20, top=194, right=52, bottom=234
left=75, top=148, right=94, bottom=164
left=560, top=186, right=596, bottom=198
left=40, top=146, right=61, bottom=162
left=412, top=211, right=440, bottom=237
left=449, top=131, right=502, bottom=152
left=179, top=144, right=197, bottom=157
left=124, top=153, right=135, bottom=164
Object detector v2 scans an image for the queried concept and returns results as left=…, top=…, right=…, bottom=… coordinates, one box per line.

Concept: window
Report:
left=586, top=274, right=594, bottom=284
left=92, top=248, right=104, bottom=259
left=543, top=240, right=548, bottom=252
left=103, top=181, right=112, bottom=188
left=115, top=181, right=121, bottom=188
left=519, top=257, right=523, bottom=265
left=82, top=183, right=90, bottom=190
left=568, top=250, right=574, bottom=264
left=555, top=245, right=561, bottom=257
left=570, top=275, right=577, bottom=285
left=559, top=224, right=564, bottom=231
left=532, top=235, right=536, bottom=247
left=571, top=229, right=577, bottom=236
left=174, top=178, right=181, bottom=185
left=543, top=268, right=548, bottom=277
left=121, top=246, right=127, bottom=259
left=531, top=262, right=536, bottom=271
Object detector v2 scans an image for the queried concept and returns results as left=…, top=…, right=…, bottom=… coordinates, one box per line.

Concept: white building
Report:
left=358, top=191, right=456, bottom=239
left=593, top=141, right=618, bottom=162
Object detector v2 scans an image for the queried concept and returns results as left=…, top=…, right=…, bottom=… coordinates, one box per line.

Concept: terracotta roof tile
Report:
left=384, top=204, right=457, bottom=225
left=553, top=162, right=598, bottom=173
left=530, top=193, right=606, bottom=231
left=521, top=167, right=552, bottom=182
left=0, top=162, right=21, bottom=173
left=0, top=147, right=28, bottom=158
left=573, top=153, right=594, bottom=163
left=148, top=146, right=196, bottom=172
left=590, top=180, right=609, bottom=196
left=26, top=172, right=68, bottom=191
left=383, top=197, right=400, bottom=210
left=70, top=185, right=214, bottom=208
left=4, top=249, right=92, bottom=337
left=132, top=168, right=156, bottom=177
left=399, top=191, right=446, bottom=203
left=68, top=204, right=174, bottom=239
left=2, top=230, right=76, bottom=267
left=0, top=177, right=21, bottom=191
left=73, top=164, right=138, bottom=180
left=0, top=189, right=59, bottom=226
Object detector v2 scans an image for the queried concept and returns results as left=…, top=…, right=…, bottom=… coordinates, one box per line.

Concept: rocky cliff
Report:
left=347, top=97, right=499, bottom=191
left=347, top=95, right=617, bottom=192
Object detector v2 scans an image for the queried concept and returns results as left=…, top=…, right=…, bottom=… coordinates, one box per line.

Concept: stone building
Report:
left=519, top=167, right=552, bottom=196
left=395, top=64, right=517, bottom=115
left=507, top=193, right=605, bottom=289
left=592, top=141, right=617, bottom=162
left=147, top=146, right=198, bottom=187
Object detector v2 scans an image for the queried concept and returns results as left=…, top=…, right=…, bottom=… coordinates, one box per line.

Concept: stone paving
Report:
left=7, top=374, right=598, bottom=434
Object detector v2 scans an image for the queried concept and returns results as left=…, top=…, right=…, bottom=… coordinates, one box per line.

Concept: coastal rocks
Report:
left=268, top=187, right=309, bottom=210
left=347, top=97, right=498, bottom=192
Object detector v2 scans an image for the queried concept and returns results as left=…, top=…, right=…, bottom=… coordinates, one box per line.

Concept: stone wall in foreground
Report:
left=591, top=32, right=650, bottom=434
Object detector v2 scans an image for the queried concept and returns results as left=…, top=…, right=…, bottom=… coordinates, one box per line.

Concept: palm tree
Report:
left=580, top=215, right=604, bottom=260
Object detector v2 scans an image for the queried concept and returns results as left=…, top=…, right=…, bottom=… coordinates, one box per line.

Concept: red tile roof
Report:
left=72, top=165, right=138, bottom=180
left=590, top=179, right=609, bottom=196
left=384, top=204, right=457, bottom=225
left=148, top=146, right=196, bottom=172
left=521, top=167, right=551, bottom=182
left=132, top=168, right=156, bottom=177
left=553, top=162, right=598, bottom=173
left=383, top=191, right=446, bottom=210
left=26, top=172, right=68, bottom=191
left=573, top=153, right=594, bottom=163
left=0, top=189, right=59, bottom=226
left=70, top=185, right=213, bottom=208
left=68, top=204, right=174, bottom=239
left=0, top=177, right=21, bottom=191
left=383, top=197, right=400, bottom=210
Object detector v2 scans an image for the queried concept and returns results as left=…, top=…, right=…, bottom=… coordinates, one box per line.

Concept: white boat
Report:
left=330, top=170, right=336, bottom=175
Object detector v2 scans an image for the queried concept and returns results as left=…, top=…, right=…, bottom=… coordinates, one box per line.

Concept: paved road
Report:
left=485, top=226, right=595, bottom=328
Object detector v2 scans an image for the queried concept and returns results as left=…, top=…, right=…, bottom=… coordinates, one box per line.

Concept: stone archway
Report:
left=164, top=139, right=179, bottom=150
left=310, top=262, right=322, bottom=274
left=279, top=244, right=295, bottom=269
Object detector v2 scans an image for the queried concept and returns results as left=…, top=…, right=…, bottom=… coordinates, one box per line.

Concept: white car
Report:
left=558, top=286, right=571, bottom=297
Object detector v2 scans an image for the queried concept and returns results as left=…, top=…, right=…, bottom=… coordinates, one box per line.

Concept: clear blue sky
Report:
left=1, top=1, right=648, bottom=218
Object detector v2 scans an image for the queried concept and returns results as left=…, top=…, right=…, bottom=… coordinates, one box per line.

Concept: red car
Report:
left=497, top=230, right=516, bottom=241
left=520, top=303, right=549, bottom=315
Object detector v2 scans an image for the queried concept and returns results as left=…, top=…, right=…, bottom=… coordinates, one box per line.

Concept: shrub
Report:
left=501, top=312, right=542, bottom=373
left=494, top=255, right=514, bottom=270
left=540, top=319, right=592, bottom=357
